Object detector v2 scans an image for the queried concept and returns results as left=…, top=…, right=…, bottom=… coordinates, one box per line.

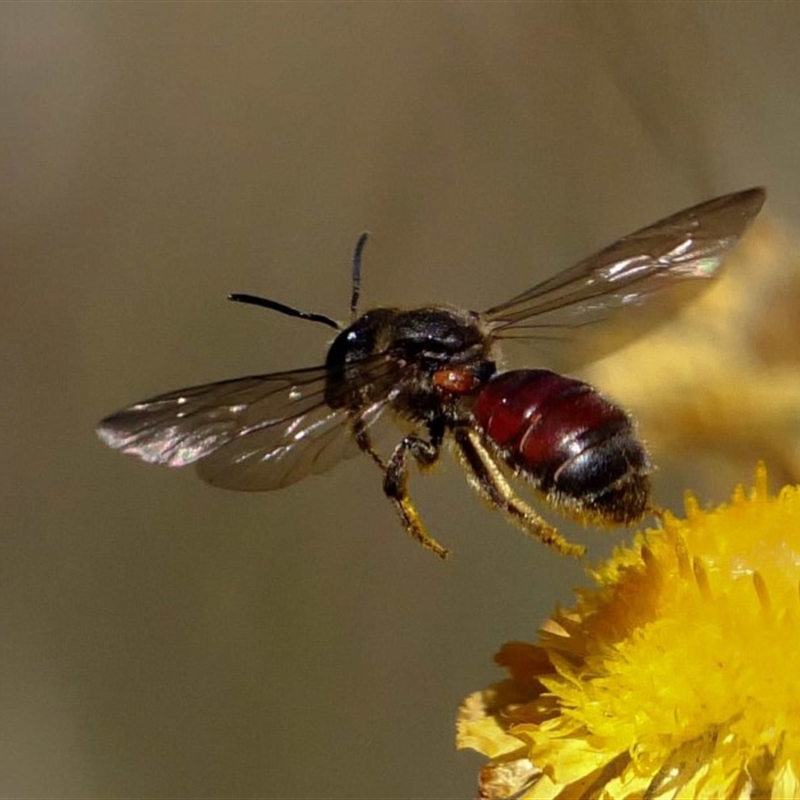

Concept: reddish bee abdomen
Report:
left=472, top=369, right=650, bottom=525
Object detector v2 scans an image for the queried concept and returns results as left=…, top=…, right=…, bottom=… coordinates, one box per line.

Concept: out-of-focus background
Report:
left=2, top=4, right=800, bottom=797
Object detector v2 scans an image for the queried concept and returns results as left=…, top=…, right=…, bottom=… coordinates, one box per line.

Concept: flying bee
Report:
left=97, top=188, right=766, bottom=558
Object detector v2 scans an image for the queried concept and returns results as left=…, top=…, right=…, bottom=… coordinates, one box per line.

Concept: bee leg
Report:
left=352, top=417, right=449, bottom=558
left=454, top=428, right=586, bottom=557
left=352, top=415, right=389, bottom=470
left=383, top=435, right=450, bottom=559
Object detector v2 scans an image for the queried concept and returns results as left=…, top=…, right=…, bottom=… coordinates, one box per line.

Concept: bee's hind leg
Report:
left=454, top=427, right=586, bottom=557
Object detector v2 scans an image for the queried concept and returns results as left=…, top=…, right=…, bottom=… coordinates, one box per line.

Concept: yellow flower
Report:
left=457, top=464, right=800, bottom=799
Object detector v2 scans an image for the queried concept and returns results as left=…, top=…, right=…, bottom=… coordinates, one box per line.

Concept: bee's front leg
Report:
left=382, top=433, right=449, bottom=558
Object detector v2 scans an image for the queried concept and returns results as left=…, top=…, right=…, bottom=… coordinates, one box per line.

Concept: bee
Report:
left=97, top=188, right=765, bottom=558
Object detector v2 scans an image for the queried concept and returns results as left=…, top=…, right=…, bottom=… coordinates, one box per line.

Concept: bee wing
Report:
left=484, top=187, right=765, bottom=369
left=196, top=394, right=389, bottom=491
left=96, top=356, right=402, bottom=491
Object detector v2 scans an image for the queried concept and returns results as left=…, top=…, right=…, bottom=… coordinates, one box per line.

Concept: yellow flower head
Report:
left=458, top=464, right=800, bottom=799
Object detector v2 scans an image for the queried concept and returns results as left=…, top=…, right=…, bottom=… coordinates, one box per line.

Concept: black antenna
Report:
left=227, top=293, right=340, bottom=331
left=350, top=232, right=369, bottom=319
left=228, top=232, right=370, bottom=331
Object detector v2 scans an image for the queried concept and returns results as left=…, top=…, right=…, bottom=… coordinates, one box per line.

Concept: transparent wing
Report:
left=196, top=394, right=389, bottom=491
left=484, top=187, right=766, bottom=369
left=96, top=356, right=403, bottom=491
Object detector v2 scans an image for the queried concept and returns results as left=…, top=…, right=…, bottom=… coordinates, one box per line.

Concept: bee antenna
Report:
left=227, top=293, right=341, bottom=331
left=350, top=231, right=369, bottom=319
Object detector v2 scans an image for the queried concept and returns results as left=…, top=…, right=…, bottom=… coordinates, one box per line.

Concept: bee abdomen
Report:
left=473, top=369, right=650, bottom=525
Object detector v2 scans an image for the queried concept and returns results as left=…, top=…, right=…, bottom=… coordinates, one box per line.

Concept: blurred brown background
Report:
left=2, top=4, right=799, bottom=798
